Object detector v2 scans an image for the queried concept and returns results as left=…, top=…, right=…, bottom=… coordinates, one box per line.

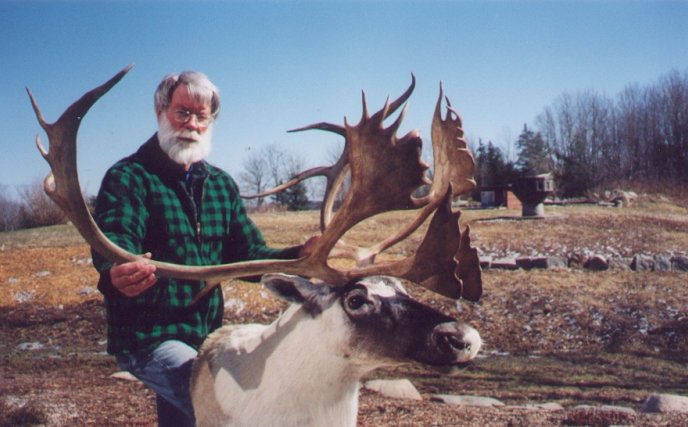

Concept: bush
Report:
left=17, top=179, right=67, bottom=229
left=0, top=186, right=22, bottom=231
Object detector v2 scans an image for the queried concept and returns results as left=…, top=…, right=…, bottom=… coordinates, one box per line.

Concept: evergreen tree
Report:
left=515, top=124, right=551, bottom=176
left=474, top=139, right=516, bottom=187
left=273, top=180, right=310, bottom=211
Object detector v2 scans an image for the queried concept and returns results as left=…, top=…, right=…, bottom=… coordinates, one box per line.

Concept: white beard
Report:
left=157, top=114, right=213, bottom=166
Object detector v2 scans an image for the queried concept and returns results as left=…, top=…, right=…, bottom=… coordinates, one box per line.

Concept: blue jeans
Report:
left=117, top=340, right=197, bottom=427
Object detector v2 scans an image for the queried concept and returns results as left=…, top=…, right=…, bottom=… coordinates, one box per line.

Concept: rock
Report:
left=598, top=404, right=637, bottom=415
left=568, top=252, right=587, bottom=269
left=479, top=255, right=492, bottom=269
left=34, top=270, right=52, bottom=278
left=431, top=394, right=504, bottom=407
left=79, top=287, right=97, bottom=296
left=584, top=255, right=609, bottom=271
left=17, top=342, right=45, bottom=351
left=521, top=402, right=564, bottom=411
left=631, top=254, right=655, bottom=272
left=609, top=189, right=638, bottom=207
left=516, top=257, right=533, bottom=270
left=14, top=290, right=36, bottom=303
left=534, top=256, right=568, bottom=269
left=654, top=254, right=672, bottom=272
left=671, top=255, right=688, bottom=272
left=364, top=379, right=422, bottom=401
left=491, top=258, right=519, bottom=270
left=607, top=257, right=632, bottom=270
left=641, top=393, right=688, bottom=413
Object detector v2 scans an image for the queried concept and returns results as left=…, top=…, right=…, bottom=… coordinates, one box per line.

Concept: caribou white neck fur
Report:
left=191, top=274, right=481, bottom=427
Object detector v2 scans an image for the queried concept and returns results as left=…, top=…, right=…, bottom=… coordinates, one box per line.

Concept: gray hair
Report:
left=154, top=71, right=221, bottom=119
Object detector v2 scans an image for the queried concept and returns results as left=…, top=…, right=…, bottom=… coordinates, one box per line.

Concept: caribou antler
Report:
left=28, top=66, right=481, bottom=303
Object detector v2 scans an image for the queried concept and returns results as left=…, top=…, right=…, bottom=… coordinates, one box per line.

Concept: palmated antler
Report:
left=28, top=66, right=481, bottom=303
left=246, top=79, right=481, bottom=300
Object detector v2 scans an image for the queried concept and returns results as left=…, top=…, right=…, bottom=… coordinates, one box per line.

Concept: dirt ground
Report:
left=2, top=200, right=688, bottom=426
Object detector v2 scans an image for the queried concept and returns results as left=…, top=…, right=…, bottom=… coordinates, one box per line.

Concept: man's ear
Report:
left=261, top=274, right=334, bottom=316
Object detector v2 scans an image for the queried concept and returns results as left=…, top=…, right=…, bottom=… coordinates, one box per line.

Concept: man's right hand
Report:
left=109, top=252, right=158, bottom=297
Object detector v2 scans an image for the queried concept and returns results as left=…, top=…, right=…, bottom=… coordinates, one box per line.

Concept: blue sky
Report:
left=2, top=0, right=687, bottom=196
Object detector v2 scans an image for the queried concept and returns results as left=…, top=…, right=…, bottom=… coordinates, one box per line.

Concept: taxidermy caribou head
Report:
left=191, top=274, right=480, bottom=427
left=28, top=65, right=483, bottom=426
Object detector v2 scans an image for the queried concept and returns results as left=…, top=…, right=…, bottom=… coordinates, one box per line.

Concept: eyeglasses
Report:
left=173, top=108, right=212, bottom=127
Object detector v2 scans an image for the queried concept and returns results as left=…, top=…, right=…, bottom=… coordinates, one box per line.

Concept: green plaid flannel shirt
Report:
left=93, top=136, right=300, bottom=355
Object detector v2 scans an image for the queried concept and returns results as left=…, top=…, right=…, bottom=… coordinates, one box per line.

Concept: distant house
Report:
left=476, top=185, right=521, bottom=210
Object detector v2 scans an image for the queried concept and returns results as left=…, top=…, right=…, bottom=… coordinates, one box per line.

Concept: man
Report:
left=92, top=71, right=312, bottom=426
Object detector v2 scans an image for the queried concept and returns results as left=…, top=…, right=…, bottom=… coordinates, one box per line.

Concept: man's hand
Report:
left=109, top=252, right=157, bottom=297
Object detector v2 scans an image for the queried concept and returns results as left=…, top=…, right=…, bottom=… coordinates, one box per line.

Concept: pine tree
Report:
left=515, top=124, right=551, bottom=176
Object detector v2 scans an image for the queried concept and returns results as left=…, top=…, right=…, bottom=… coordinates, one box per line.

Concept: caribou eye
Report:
left=347, top=295, right=366, bottom=310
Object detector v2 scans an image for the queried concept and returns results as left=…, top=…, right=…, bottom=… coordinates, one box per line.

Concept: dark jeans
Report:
left=116, top=340, right=197, bottom=427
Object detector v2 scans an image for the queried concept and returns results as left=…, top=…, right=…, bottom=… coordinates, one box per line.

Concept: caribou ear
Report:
left=261, top=274, right=334, bottom=316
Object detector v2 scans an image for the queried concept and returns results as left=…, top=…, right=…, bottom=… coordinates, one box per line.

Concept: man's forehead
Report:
left=171, top=85, right=211, bottom=110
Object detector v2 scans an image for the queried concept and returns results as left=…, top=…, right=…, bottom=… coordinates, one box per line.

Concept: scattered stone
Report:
left=535, top=256, right=568, bottom=269
left=583, top=255, right=604, bottom=270
left=71, top=256, right=93, bottom=265
left=79, top=287, right=97, bottom=297
left=671, top=255, right=688, bottom=272
left=584, top=255, right=609, bottom=271
left=479, top=255, right=492, bottom=269
left=641, top=393, right=688, bottom=413
left=654, top=254, right=672, bottom=272
left=34, top=270, right=52, bottom=278
left=8, top=277, right=20, bottom=285
left=521, top=402, right=564, bottom=411
left=631, top=254, right=655, bottom=271
left=598, top=404, right=637, bottom=415
left=14, top=290, right=36, bottom=303
left=110, top=371, right=140, bottom=382
left=516, top=257, right=533, bottom=270
left=364, top=379, right=422, bottom=401
left=568, top=252, right=587, bottom=269
left=607, top=257, right=632, bottom=270
left=431, top=394, right=504, bottom=407
left=491, top=258, right=518, bottom=270
left=17, top=342, right=45, bottom=351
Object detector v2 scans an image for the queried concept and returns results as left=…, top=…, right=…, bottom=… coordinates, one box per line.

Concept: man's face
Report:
left=157, top=84, right=214, bottom=167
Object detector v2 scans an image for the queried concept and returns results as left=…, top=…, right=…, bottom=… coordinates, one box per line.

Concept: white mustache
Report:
left=175, top=131, right=201, bottom=142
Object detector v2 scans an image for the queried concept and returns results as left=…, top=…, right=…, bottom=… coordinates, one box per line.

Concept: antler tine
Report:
left=385, top=102, right=409, bottom=137
left=27, top=65, right=139, bottom=265
left=242, top=165, right=331, bottom=200
left=288, top=122, right=346, bottom=137
left=361, top=91, right=370, bottom=121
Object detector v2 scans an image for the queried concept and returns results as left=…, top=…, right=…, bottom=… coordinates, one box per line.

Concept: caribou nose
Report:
left=435, top=322, right=482, bottom=363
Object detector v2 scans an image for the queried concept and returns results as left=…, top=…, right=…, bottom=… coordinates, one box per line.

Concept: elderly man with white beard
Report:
left=91, top=71, right=315, bottom=427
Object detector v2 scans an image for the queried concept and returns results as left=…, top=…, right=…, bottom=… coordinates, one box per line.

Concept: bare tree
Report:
left=0, top=185, right=21, bottom=231
left=264, top=144, right=287, bottom=188
left=17, top=179, right=67, bottom=228
left=238, top=151, right=268, bottom=208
